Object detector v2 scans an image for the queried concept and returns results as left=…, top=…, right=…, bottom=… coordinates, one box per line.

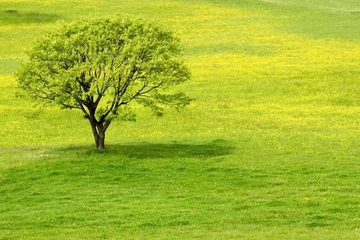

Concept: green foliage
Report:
left=16, top=15, right=191, bottom=121
left=15, top=15, right=191, bottom=148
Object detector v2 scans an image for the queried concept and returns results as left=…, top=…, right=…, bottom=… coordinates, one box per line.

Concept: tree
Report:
left=16, top=16, right=191, bottom=149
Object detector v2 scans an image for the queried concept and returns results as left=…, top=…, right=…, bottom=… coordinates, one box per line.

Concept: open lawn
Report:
left=1, top=0, right=360, bottom=239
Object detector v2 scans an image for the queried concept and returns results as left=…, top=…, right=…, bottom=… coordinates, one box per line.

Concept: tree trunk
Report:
left=96, top=131, right=105, bottom=149
left=88, top=116, right=107, bottom=150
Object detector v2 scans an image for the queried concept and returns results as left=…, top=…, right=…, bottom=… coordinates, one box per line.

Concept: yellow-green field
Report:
left=1, top=0, right=360, bottom=239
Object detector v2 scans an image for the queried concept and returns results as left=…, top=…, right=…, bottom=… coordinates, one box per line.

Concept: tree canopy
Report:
left=16, top=15, right=191, bottom=149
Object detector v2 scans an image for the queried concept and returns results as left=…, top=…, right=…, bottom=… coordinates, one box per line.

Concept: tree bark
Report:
left=96, top=132, right=105, bottom=149
left=88, top=115, right=106, bottom=150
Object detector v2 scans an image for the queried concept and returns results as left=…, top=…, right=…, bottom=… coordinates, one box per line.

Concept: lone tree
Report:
left=16, top=16, right=191, bottom=149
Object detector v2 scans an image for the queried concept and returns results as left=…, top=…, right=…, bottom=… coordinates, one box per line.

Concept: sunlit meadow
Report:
left=1, top=0, right=360, bottom=239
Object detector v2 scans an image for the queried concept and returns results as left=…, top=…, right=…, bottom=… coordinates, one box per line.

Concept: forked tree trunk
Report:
left=95, top=131, right=105, bottom=149
left=88, top=117, right=107, bottom=150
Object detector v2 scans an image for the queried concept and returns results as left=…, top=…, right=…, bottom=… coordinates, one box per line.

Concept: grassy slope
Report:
left=1, top=0, right=360, bottom=239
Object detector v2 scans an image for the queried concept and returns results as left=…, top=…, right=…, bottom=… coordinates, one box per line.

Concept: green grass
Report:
left=1, top=144, right=360, bottom=239
left=0, top=9, right=60, bottom=25
left=1, top=0, right=360, bottom=239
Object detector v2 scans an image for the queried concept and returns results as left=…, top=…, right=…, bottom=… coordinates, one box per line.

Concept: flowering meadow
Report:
left=1, top=0, right=360, bottom=239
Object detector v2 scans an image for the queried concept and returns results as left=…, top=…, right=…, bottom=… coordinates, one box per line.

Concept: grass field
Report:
left=1, top=0, right=360, bottom=239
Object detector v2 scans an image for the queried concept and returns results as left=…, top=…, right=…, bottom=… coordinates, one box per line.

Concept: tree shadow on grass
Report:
left=0, top=10, right=61, bottom=24
left=62, top=139, right=235, bottom=159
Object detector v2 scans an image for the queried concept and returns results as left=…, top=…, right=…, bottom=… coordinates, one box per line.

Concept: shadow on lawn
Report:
left=62, top=139, right=235, bottom=159
left=0, top=10, right=61, bottom=24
